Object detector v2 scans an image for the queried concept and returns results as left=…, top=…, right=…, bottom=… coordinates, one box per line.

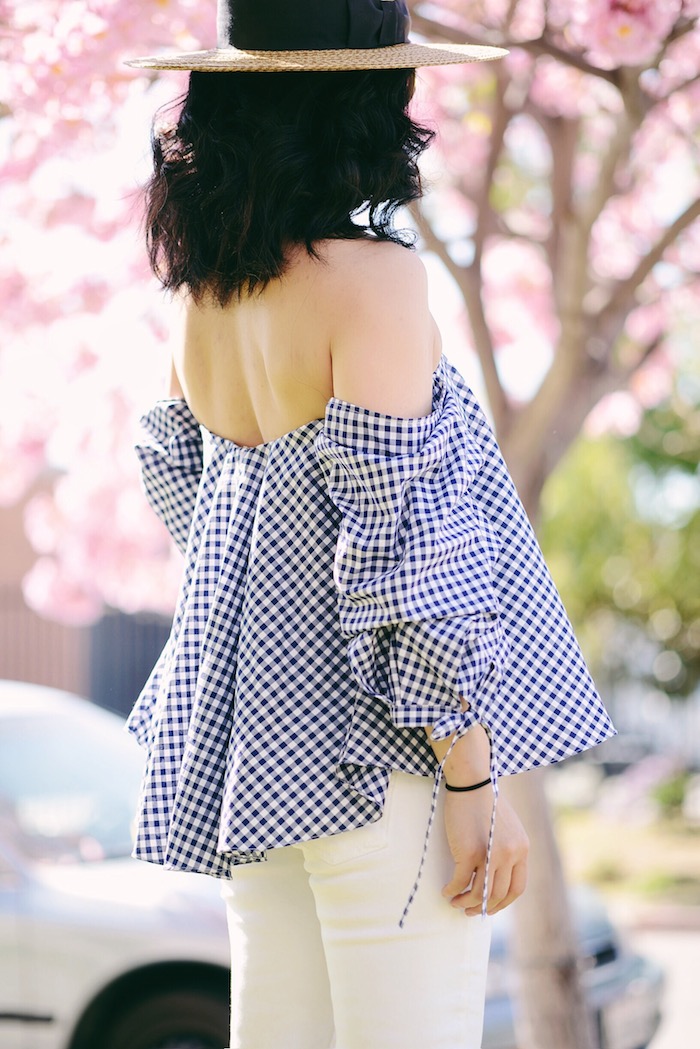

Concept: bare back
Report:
left=174, top=238, right=442, bottom=446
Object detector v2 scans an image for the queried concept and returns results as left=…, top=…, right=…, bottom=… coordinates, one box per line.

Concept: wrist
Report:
left=428, top=723, right=490, bottom=784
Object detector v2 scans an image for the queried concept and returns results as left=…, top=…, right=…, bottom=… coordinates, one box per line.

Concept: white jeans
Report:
left=221, top=771, right=492, bottom=1049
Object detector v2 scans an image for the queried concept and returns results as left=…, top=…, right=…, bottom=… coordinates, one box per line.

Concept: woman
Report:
left=126, top=3, right=616, bottom=1048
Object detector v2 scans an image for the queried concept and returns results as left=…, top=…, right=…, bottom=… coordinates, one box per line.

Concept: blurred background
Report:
left=1, top=3, right=699, bottom=1049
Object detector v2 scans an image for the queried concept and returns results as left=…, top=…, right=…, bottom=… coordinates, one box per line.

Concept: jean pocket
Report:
left=301, top=776, right=396, bottom=867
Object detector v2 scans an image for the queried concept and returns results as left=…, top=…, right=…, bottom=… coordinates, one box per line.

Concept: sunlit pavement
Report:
left=611, top=904, right=700, bottom=1049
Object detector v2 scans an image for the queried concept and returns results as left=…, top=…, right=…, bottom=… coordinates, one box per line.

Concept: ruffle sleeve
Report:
left=315, top=358, right=616, bottom=922
left=135, top=399, right=204, bottom=555
left=314, top=366, right=510, bottom=750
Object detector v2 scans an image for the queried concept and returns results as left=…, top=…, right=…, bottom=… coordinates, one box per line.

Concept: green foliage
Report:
left=538, top=385, right=700, bottom=697
left=651, top=773, right=691, bottom=816
left=631, top=399, right=700, bottom=476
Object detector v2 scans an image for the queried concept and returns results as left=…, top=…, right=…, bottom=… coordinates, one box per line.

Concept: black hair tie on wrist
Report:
left=444, top=777, right=492, bottom=793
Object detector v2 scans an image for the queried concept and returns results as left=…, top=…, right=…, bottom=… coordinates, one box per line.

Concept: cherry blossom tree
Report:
left=406, top=4, right=700, bottom=1047
left=2, top=3, right=699, bottom=1047
left=411, top=0, right=700, bottom=513
left=1, top=0, right=210, bottom=622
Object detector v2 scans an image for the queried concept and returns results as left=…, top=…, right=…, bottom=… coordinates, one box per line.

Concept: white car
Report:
left=0, top=680, right=663, bottom=1049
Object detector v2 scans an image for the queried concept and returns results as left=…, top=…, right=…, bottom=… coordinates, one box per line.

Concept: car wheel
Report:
left=102, top=988, right=229, bottom=1049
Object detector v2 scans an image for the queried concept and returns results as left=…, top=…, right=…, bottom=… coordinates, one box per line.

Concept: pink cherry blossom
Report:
left=624, top=302, right=667, bottom=348
left=584, top=391, right=643, bottom=437
left=22, top=453, right=181, bottom=623
left=530, top=57, right=619, bottom=119
left=508, top=0, right=546, bottom=42
left=0, top=430, right=49, bottom=505
left=569, top=0, right=682, bottom=68
left=629, top=350, right=674, bottom=408
left=482, top=239, right=559, bottom=351
left=22, top=556, right=105, bottom=627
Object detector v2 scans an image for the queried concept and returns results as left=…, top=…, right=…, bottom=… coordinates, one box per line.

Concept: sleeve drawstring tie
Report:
left=399, top=715, right=499, bottom=929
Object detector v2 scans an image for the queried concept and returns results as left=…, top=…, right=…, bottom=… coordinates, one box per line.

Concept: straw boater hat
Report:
left=126, top=0, right=507, bottom=72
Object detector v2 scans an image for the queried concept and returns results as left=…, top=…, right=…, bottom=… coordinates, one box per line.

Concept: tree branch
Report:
left=660, top=17, right=697, bottom=53
left=493, top=216, right=548, bottom=245
left=409, top=12, right=618, bottom=85
left=613, top=335, right=664, bottom=386
left=599, top=196, right=700, bottom=324
left=504, top=0, right=519, bottom=31
left=534, top=110, right=580, bottom=299
left=500, top=347, right=581, bottom=492
left=411, top=204, right=510, bottom=432
left=577, top=106, right=634, bottom=237
left=548, top=90, right=639, bottom=366
left=503, top=328, right=662, bottom=507
left=519, top=34, right=619, bottom=86
left=473, top=71, right=510, bottom=261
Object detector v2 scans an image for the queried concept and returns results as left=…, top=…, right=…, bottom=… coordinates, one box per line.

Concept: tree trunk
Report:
left=504, top=772, right=600, bottom=1049
left=499, top=471, right=600, bottom=1049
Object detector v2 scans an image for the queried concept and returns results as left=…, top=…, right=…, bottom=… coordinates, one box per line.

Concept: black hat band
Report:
left=218, top=0, right=410, bottom=52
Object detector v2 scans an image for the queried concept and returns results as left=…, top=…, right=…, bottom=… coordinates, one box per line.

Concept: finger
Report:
left=485, top=864, right=512, bottom=915
left=464, top=862, right=515, bottom=917
left=447, top=865, right=486, bottom=910
left=487, top=860, right=528, bottom=916
left=442, top=864, right=477, bottom=900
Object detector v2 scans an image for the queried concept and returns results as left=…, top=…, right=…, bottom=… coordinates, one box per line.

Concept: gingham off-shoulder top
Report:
left=126, top=356, right=615, bottom=919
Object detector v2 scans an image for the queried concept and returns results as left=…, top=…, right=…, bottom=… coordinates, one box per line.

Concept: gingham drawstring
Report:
left=399, top=719, right=499, bottom=928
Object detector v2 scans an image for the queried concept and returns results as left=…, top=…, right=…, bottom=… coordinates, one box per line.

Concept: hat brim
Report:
left=125, top=42, right=507, bottom=73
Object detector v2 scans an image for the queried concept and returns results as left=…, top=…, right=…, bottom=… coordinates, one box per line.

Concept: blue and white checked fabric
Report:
left=127, top=356, right=615, bottom=918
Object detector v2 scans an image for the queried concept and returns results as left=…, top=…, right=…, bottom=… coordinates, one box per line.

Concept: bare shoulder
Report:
left=321, top=237, right=428, bottom=298
left=322, top=240, right=437, bottom=418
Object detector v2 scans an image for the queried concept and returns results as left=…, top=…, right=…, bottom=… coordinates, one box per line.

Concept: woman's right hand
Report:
left=441, top=787, right=529, bottom=917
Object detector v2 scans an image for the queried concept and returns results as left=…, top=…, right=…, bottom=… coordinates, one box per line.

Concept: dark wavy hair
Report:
left=144, top=69, right=434, bottom=305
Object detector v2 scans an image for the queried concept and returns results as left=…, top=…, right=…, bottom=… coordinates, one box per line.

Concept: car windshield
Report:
left=0, top=702, right=146, bottom=865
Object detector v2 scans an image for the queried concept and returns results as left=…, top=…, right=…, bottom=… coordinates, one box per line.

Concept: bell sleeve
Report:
left=314, top=377, right=510, bottom=752
left=135, top=399, right=204, bottom=556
